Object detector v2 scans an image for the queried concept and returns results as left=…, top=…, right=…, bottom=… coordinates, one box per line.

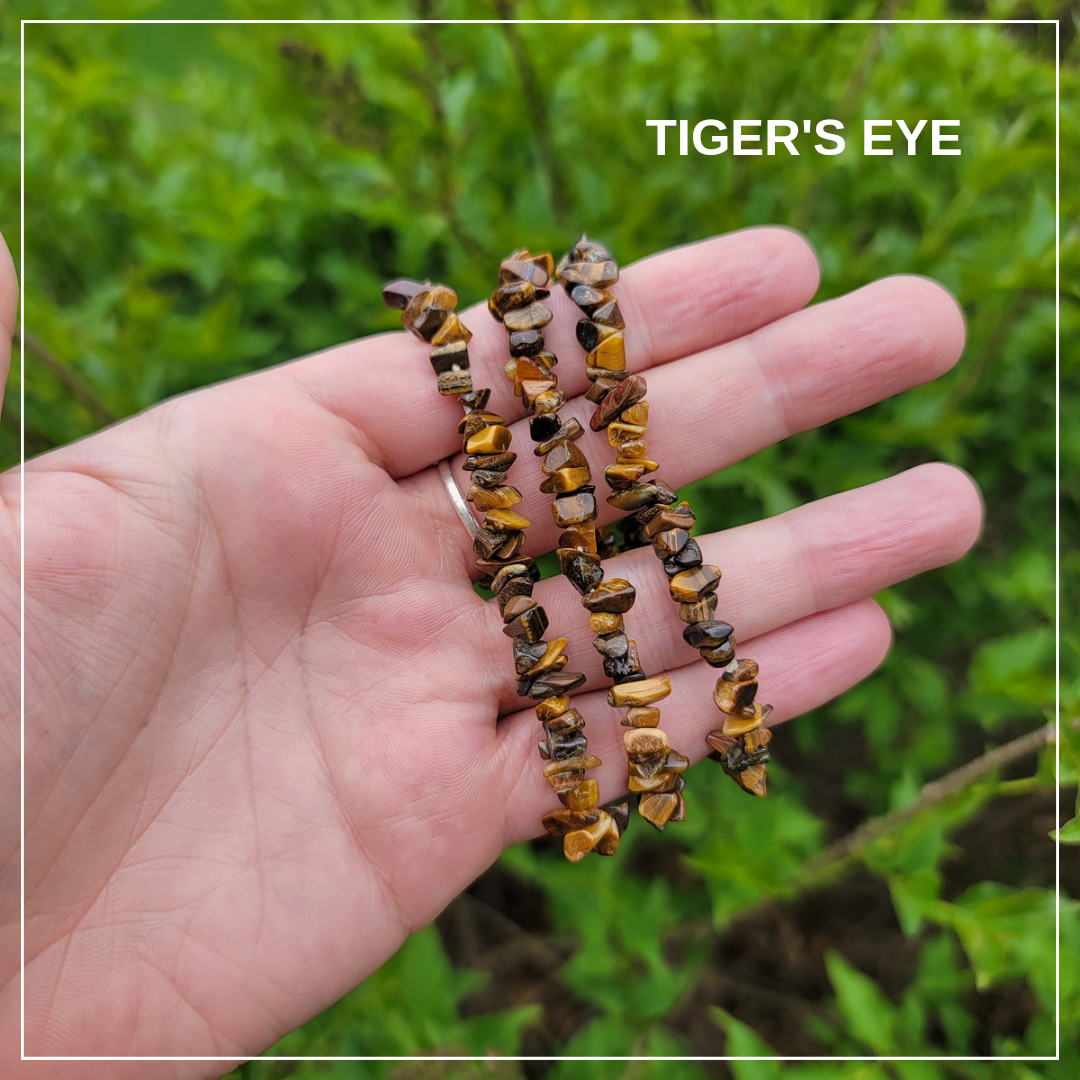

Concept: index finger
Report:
left=286, top=228, right=820, bottom=478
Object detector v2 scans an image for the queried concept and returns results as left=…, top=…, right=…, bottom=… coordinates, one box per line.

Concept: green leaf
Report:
left=824, top=951, right=897, bottom=1054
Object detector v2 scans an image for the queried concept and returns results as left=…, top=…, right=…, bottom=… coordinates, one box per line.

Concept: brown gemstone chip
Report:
left=430, top=312, right=472, bottom=348
left=437, top=370, right=472, bottom=395
left=638, top=791, right=680, bottom=830
left=540, top=467, right=592, bottom=495
left=591, top=298, right=624, bottom=329
left=586, top=375, right=623, bottom=404
left=534, top=389, right=566, bottom=415
left=429, top=339, right=470, bottom=375
left=669, top=563, right=721, bottom=603
left=617, top=439, right=649, bottom=460
left=495, top=532, right=525, bottom=559
left=569, top=236, right=614, bottom=263
left=736, top=764, right=768, bottom=797
left=473, top=528, right=509, bottom=559
left=622, top=706, right=661, bottom=728
left=641, top=500, right=695, bottom=538
left=500, top=258, right=550, bottom=288
left=722, top=701, right=773, bottom=737
left=488, top=280, right=545, bottom=320
left=607, top=675, right=671, bottom=708
left=535, top=417, right=585, bottom=455
left=467, top=484, right=522, bottom=511
left=700, top=640, right=737, bottom=667
left=544, top=706, right=585, bottom=735
left=621, top=402, right=649, bottom=426
left=683, top=620, right=734, bottom=650
left=552, top=490, right=597, bottom=527
left=500, top=594, right=537, bottom=623
left=490, top=560, right=539, bottom=593
left=569, top=283, right=613, bottom=312
left=587, top=333, right=626, bottom=372
left=503, top=303, right=553, bottom=332
left=458, top=387, right=491, bottom=412
left=557, top=259, right=620, bottom=289
left=678, top=594, right=718, bottom=623
left=523, top=637, right=569, bottom=677
left=509, top=329, right=545, bottom=357
left=590, top=374, right=648, bottom=430
left=589, top=611, right=623, bottom=635
left=543, top=440, right=589, bottom=476
left=463, top=451, right=516, bottom=473
left=541, top=807, right=600, bottom=836
left=608, top=481, right=671, bottom=512
left=458, top=409, right=505, bottom=436
left=605, top=463, right=647, bottom=489
left=624, top=728, right=671, bottom=774
left=576, top=318, right=618, bottom=353
left=713, top=674, right=757, bottom=715
left=382, top=278, right=428, bottom=310
left=496, top=578, right=533, bottom=614
left=465, top=424, right=512, bottom=455
left=562, top=779, right=601, bottom=811
left=557, top=548, right=604, bottom=595
left=561, top=523, right=598, bottom=553
left=484, top=508, right=530, bottom=532
left=503, top=604, right=549, bottom=643
left=653, top=528, right=690, bottom=560
left=592, top=631, right=629, bottom=659
left=536, top=694, right=570, bottom=721
left=582, top=577, right=636, bottom=614
left=529, top=670, right=587, bottom=699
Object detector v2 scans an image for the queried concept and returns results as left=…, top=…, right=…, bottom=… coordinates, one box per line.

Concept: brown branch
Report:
left=16, top=329, right=118, bottom=427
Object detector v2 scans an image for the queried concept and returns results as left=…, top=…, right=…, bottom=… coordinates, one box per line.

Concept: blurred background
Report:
left=2, top=2, right=1076, bottom=1077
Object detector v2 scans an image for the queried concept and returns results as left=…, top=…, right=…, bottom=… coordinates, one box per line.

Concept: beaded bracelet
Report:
left=555, top=236, right=773, bottom=797
left=492, top=250, right=691, bottom=831
left=381, top=275, right=625, bottom=861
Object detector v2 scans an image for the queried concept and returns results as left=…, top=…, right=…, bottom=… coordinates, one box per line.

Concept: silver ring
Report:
left=438, top=458, right=479, bottom=538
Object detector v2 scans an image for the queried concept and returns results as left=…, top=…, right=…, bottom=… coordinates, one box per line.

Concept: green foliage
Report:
left=1, top=0, right=1072, bottom=1072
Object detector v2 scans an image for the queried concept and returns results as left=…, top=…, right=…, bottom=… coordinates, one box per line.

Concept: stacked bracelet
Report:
left=492, top=250, right=690, bottom=832
left=555, top=236, right=773, bottom=798
left=382, top=274, right=624, bottom=862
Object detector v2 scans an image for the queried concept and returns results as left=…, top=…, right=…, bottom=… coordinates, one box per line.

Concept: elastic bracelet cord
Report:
left=492, top=250, right=690, bottom=832
left=382, top=275, right=623, bottom=862
left=554, top=236, right=773, bottom=798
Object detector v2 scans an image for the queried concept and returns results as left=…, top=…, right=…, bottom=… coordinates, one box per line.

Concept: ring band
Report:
left=438, top=458, right=479, bottom=539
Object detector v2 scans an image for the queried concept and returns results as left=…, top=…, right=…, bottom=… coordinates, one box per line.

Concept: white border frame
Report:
left=16, top=12, right=1058, bottom=1067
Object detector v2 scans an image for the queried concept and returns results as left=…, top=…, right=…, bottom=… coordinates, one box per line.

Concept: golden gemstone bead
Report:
left=620, top=402, right=649, bottom=426
left=562, top=779, right=601, bottom=811
left=465, top=425, right=512, bottom=454
left=589, top=612, right=623, bottom=635
left=669, top=564, right=721, bottom=603
left=588, top=332, right=626, bottom=371
left=679, top=595, right=718, bottom=623
left=617, top=439, right=649, bottom=459
left=606, top=462, right=647, bottom=485
left=536, top=694, right=570, bottom=721
left=466, top=484, right=522, bottom=511
left=619, top=456, right=658, bottom=473
left=622, top=706, right=661, bottom=727
left=541, top=467, right=593, bottom=494
left=607, top=421, right=647, bottom=446
left=607, top=675, right=672, bottom=708
left=722, top=702, right=768, bottom=737
left=561, top=523, right=598, bottom=553
left=638, top=791, right=679, bottom=829
left=483, top=508, right=530, bottom=532
left=713, top=672, right=758, bottom=715
left=430, top=312, right=472, bottom=347
left=736, top=765, right=768, bottom=797
left=524, top=637, right=569, bottom=677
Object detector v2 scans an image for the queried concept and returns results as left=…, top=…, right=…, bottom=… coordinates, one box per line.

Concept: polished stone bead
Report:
left=604, top=649, right=643, bottom=682
left=473, top=468, right=508, bottom=489
left=582, top=577, right=636, bottom=614
left=534, top=389, right=566, bottom=416
left=585, top=375, right=622, bottom=404
left=459, top=409, right=506, bottom=437
left=607, top=421, right=648, bottom=446
left=499, top=258, right=550, bottom=288
left=541, top=806, right=600, bottom=836
left=564, top=818, right=620, bottom=860
left=552, top=490, right=597, bottom=527
left=620, top=402, right=648, bottom=427
left=490, top=560, right=539, bottom=594
left=484, top=508, right=530, bottom=532
left=736, top=764, right=768, bottom=797
left=587, top=333, right=626, bottom=372
left=617, top=439, right=649, bottom=460
left=382, top=278, right=427, bottom=310
left=501, top=594, right=538, bottom=624
left=467, top=484, right=521, bottom=511
left=566, top=235, right=612, bottom=263
left=590, top=298, right=624, bottom=328
left=437, top=370, right=472, bottom=395
left=536, top=694, right=570, bottom=721
left=628, top=770, right=678, bottom=792
left=545, top=706, right=585, bottom=735
left=528, top=412, right=562, bottom=442
left=504, top=302, right=553, bottom=332
left=669, top=564, right=721, bottom=602
left=607, top=675, right=671, bottom=707
left=664, top=538, right=703, bottom=577
left=590, top=374, right=647, bottom=430
left=509, top=329, right=545, bottom=357
left=652, top=528, right=690, bottom=560
left=641, top=500, right=694, bottom=537
left=589, top=611, right=622, bottom=635
left=596, top=526, right=621, bottom=559
left=622, top=706, right=661, bottom=728
left=503, top=605, right=549, bottom=642
left=562, top=779, right=601, bottom=811
left=592, top=631, right=629, bottom=659
left=488, top=280, right=543, bottom=320
left=543, top=440, right=589, bottom=475
left=429, top=339, right=470, bottom=375
left=540, top=467, right=592, bottom=494
left=513, top=639, right=547, bottom=675
left=465, top=424, right=512, bottom=455
left=700, top=640, right=737, bottom=667
left=473, top=528, right=508, bottom=559
left=463, top=452, right=516, bottom=474
left=605, top=463, right=647, bottom=489
left=430, top=312, right=473, bottom=348
left=576, top=318, right=617, bottom=353
left=678, top=594, right=718, bottom=623
left=683, top=620, right=734, bottom=650
left=560, top=523, right=598, bottom=553
left=638, top=791, right=679, bottom=830
left=604, top=800, right=630, bottom=835
left=624, top=728, right=670, bottom=772
left=495, top=578, right=533, bottom=617
left=535, top=417, right=584, bottom=455
left=723, top=701, right=772, bottom=736
left=557, top=260, right=620, bottom=289
left=607, top=481, right=670, bottom=512
left=713, top=673, right=758, bottom=715
left=458, top=387, right=491, bottom=411
left=523, top=637, right=569, bottom=677
left=557, top=548, right=604, bottom=594
left=568, top=283, right=611, bottom=313
left=528, top=251, right=556, bottom=277
left=543, top=752, right=600, bottom=780
left=547, top=729, right=588, bottom=761
left=529, top=670, right=587, bottom=699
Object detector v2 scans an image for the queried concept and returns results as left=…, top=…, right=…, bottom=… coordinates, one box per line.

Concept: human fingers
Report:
left=494, top=597, right=892, bottom=847
left=287, top=227, right=820, bottom=476
left=0, top=230, right=16, bottom=413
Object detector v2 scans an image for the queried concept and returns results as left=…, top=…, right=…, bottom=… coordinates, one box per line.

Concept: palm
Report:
left=0, top=229, right=983, bottom=1075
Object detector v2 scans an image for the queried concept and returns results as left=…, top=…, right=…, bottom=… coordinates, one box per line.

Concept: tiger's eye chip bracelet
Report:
left=382, top=274, right=626, bottom=862
left=555, top=236, right=773, bottom=798
left=491, top=251, right=691, bottom=832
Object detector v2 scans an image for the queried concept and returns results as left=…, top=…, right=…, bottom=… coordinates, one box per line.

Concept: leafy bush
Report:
left=3, top=1, right=1074, bottom=1074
